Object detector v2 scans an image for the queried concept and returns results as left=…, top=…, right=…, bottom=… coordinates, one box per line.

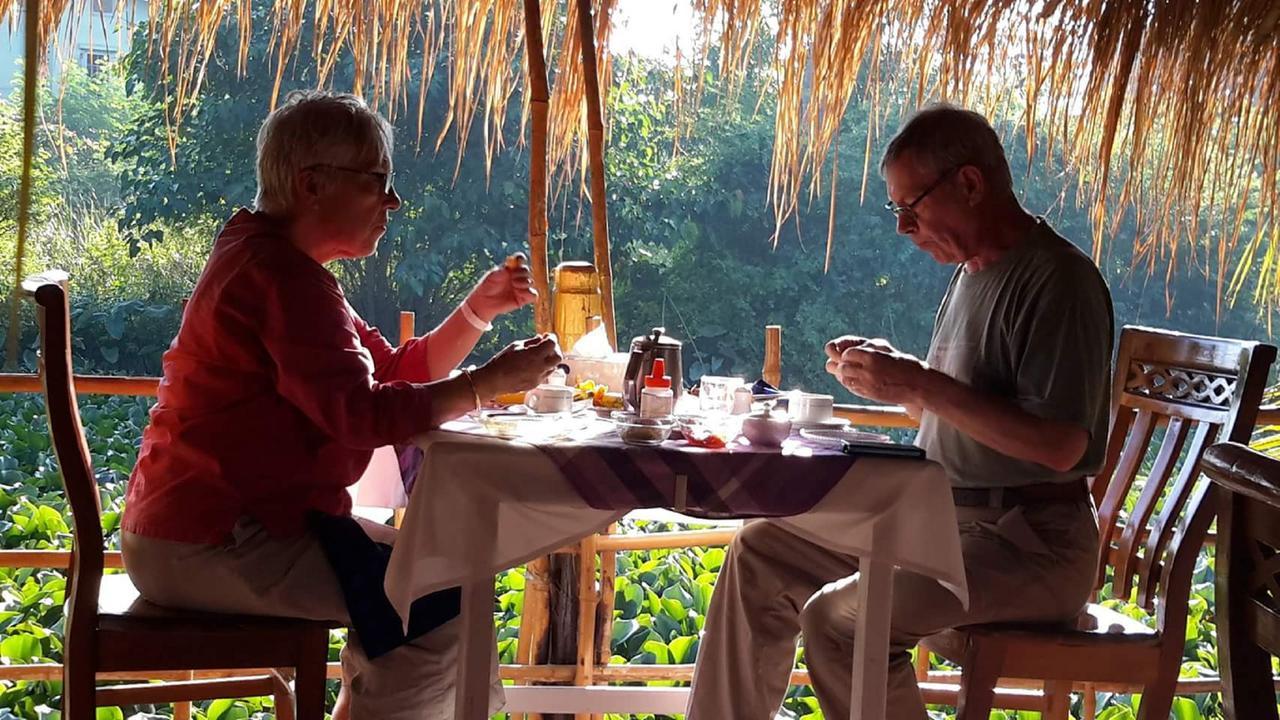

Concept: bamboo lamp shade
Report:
left=552, top=261, right=604, bottom=352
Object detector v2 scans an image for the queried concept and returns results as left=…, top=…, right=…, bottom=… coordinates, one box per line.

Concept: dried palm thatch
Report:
left=3, top=0, right=1280, bottom=312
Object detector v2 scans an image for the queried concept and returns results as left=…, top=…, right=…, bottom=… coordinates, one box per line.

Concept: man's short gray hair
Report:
left=254, top=90, right=394, bottom=215
left=879, top=104, right=1013, bottom=195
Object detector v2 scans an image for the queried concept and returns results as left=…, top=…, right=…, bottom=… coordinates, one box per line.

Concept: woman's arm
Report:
left=363, top=255, right=538, bottom=382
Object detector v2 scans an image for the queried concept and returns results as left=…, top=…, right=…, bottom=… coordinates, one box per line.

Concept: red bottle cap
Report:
left=645, top=358, right=672, bottom=389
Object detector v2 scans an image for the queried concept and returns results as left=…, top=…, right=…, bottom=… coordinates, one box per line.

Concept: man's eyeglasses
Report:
left=304, top=164, right=396, bottom=194
left=883, top=165, right=960, bottom=220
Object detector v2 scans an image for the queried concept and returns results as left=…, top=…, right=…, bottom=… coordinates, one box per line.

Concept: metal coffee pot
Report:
left=623, top=327, right=684, bottom=411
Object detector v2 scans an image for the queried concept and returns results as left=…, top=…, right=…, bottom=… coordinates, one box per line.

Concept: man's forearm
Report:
left=915, top=369, right=1087, bottom=472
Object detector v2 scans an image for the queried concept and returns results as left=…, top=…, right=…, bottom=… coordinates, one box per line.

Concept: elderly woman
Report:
left=119, top=91, right=559, bottom=718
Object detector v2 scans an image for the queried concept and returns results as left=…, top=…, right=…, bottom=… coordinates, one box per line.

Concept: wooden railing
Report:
left=5, top=320, right=1280, bottom=718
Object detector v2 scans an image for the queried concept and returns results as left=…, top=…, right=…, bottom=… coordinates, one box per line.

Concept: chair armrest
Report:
left=20, top=270, right=69, bottom=298
left=1203, top=442, right=1280, bottom=508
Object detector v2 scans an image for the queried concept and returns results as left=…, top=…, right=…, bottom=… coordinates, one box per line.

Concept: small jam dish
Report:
left=613, top=411, right=675, bottom=446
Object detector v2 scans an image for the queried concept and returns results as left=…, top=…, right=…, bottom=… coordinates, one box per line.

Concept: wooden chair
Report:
left=1201, top=442, right=1280, bottom=720
left=924, top=325, right=1276, bottom=719
left=22, top=272, right=334, bottom=720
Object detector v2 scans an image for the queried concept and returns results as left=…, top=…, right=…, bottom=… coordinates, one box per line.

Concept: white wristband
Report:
left=460, top=300, right=493, bottom=332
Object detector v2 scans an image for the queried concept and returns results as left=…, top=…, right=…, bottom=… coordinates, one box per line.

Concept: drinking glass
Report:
left=699, top=375, right=745, bottom=414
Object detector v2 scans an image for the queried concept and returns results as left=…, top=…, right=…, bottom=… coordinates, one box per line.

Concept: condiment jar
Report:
left=640, top=358, right=675, bottom=418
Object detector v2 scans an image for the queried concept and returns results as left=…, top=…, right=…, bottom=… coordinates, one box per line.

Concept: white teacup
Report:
left=789, top=392, right=834, bottom=423
left=525, top=384, right=575, bottom=413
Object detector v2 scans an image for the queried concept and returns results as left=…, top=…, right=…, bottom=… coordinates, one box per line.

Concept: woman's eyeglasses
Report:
left=304, top=164, right=396, bottom=194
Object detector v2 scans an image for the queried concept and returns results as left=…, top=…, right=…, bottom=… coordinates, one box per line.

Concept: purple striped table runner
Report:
left=538, top=436, right=856, bottom=519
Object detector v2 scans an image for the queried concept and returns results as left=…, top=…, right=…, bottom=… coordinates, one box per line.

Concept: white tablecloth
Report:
left=381, top=424, right=967, bottom=720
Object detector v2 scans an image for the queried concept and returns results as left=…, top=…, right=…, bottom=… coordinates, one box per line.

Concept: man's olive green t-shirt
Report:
left=915, top=219, right=1114, bottom=488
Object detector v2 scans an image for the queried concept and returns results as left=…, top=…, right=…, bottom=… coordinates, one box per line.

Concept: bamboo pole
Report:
left=2, top=0, right=39, bottom=371
left=545, top=11, right=622, bottom=714
left=573, top=0, right=616, bottom=351
left=590, top=522, right=617, bottom=720
left=515, top=556, right=553, bottom=720
left=520, top=5, right=555, bottom=714
left=573, top=534, right=598, bottom=720
left=594, top=524, right=617, bottom=667
left=524, top=0, right=553, bottom=335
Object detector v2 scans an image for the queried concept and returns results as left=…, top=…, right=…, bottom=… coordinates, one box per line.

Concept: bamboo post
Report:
left=574, top=0, right=617, bottom=351
left=572, top=534, right=599, bottom=720
left=590, top=522, right=617, bottom=720
left=763, top=325, right=782, bottom=388
left=2, top=0, right=40, bottom=370
left=519, top=6, right=555, bottom=716
left=524, top=0, right=553, bottom=335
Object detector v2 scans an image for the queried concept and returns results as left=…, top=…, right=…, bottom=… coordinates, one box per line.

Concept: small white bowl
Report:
left=741, top=413, right=793, bottom=447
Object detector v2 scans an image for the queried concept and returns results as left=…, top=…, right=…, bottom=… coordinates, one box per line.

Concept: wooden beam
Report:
left=594, top=529, right=737, bottom=552
left=95, top=676, right=277, bottom=705
left=7, top=369, right=1280, bottom=431
left=0, top=374, right=159, bottom=396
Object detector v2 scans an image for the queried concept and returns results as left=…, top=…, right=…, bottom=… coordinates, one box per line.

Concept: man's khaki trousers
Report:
left=686, top=500, right=1099, bottom=719
left=122, top=516, right=504, bottom=720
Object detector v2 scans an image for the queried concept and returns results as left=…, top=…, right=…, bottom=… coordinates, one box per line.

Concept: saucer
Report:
left=799, top=427, right=892, bottom=447
left=789, top=416, right=851, bottom=431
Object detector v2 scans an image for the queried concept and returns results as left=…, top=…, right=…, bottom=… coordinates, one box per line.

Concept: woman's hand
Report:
left=472, top=334, right=564, bottom=398
left=465, top=252, right=537, bottom=321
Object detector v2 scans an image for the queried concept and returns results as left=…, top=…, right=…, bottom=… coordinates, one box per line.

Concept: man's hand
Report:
left=824, top=335, right=895, bottom=363
left=826, top=337, right=929, bottom=406
left=466, top=252, right=538, bottom=321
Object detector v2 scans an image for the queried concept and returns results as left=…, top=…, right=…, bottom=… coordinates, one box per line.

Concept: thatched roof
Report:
left=5, top=0, right=1280, bottom=308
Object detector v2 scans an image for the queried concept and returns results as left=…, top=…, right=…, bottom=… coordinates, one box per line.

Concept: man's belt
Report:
left=952, top=479, right=1090, bottom=508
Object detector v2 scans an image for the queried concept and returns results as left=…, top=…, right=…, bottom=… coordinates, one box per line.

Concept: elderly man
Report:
left=121, top=91, right=562, bottom=718
left=686, top=105, right=1114, bottom=719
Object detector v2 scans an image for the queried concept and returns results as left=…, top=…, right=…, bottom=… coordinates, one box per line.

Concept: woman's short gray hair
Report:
left=879, top=104, right=1013, bottom=194
left=254, top=90, right=394, bottom=215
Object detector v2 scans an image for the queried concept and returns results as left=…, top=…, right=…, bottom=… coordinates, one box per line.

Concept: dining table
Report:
left=378, top=413, right=967, bottom=720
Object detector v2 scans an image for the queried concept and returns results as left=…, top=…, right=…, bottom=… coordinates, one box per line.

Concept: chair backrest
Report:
left=1091, top=326, right=1274, bottom=624
left=21, top=272, right=104, bottom=638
